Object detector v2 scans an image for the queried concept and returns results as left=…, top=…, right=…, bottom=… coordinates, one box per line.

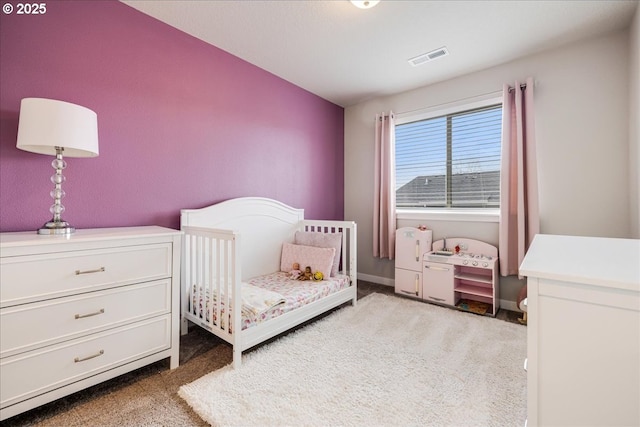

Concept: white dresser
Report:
left=520, top=234, right=640, bottom=427
left=0, top=226, right=182, bottom=421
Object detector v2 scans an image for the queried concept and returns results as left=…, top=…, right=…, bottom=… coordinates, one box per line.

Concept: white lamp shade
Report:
left=16, top=98, right=99, bottom=158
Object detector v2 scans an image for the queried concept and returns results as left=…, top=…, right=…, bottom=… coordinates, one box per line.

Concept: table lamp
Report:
left=16, top=98, right=99, bottom=235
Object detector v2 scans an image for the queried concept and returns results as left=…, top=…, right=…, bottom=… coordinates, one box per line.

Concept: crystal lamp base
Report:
left=38, top=219, right=75, bottom=235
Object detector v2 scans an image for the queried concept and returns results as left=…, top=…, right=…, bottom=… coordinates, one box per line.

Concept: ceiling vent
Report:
left=408, top=47, right=449, bottom=67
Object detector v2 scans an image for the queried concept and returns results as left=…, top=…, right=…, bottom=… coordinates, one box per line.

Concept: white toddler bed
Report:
left=180, top=197, right=357, bottom=368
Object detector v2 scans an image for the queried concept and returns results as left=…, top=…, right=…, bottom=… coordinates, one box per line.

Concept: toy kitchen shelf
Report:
left=423, top=238, right=500, bottom=316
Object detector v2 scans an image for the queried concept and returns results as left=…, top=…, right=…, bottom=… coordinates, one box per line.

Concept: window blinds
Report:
left=395, top=104, right=502, bottom=208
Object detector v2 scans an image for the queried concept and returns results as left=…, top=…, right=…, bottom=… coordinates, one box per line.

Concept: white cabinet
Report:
left=423, top=238, right=499, bottom=316
left=395, top=268, right=423, bottom=298
left=395, top=235, right=499, bottom=316
left=394, top=227, right=432, bottom=298
left=422, top=261, right=454, bottom=305
left=0, top=226, right=182, bottom=421
left=520, top=234, right=640, bottom=427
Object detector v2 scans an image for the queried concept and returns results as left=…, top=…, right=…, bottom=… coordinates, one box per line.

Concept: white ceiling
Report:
left=121, top=0, right=638, bottom=107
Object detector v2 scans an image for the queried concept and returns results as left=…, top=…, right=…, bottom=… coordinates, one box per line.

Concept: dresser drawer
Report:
left=1, top=243, right=172, bottom=307
left=1, top=280, right=171, bottom=358
left=0, top=315, right=171, bottom=409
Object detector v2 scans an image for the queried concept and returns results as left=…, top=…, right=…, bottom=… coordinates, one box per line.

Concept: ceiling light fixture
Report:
left=350, top=0, right=380, bottom=9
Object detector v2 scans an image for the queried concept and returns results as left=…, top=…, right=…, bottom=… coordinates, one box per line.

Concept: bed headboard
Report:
left=181, top=197, right=304, bottom=280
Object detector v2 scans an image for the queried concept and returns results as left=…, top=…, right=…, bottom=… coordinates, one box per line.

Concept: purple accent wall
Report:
left=0, top=1, right=344, bottom=232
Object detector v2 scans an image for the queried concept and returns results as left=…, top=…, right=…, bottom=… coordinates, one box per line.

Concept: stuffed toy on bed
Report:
left=289, top=263, right=302, bottom=280
left=297, top=266, right=313, bottom=281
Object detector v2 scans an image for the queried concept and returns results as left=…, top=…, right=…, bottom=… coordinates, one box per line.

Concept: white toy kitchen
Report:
left=395, top=228, right=500, bottom=316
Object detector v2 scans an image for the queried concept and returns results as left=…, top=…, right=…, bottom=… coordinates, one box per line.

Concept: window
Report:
left=395, top=103, right=502, bottom=210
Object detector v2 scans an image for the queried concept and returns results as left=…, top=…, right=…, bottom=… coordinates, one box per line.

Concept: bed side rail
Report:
left=299, top=220, right=357, bottom=286
left=181, top=226, right=242, bottom=345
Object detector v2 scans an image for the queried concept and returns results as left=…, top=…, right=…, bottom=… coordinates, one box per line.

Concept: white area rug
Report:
left=179, top=293, right=527, bottom=426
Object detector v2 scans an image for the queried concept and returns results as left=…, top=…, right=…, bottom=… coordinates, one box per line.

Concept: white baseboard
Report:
left=357, top=272, right=522, bottom=313
left=357, top=273, right=394, bottom=288
left=499, top=299, right=520, bottom=312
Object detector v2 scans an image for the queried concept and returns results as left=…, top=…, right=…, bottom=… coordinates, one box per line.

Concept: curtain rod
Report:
left=508, top=83, right=527, bottom=93
left=397, top=88, right=502, bottom=117
left=397, top=81, right=530, bottom=117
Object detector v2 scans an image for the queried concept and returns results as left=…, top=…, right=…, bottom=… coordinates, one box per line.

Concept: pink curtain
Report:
left=499, top=78, right=539, bottom=276
left=373, top=111, right=396, bottom=259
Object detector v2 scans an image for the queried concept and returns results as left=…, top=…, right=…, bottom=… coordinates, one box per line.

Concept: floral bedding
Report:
left=190, top=272, right=351, bottom=332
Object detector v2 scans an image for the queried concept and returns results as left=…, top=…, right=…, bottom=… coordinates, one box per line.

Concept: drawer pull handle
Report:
left=74, top=349, right=104, bottom=363
left=75, top=309, right=105, bottom=319
left=425, top=265, right=449, bottom=272
left=75, top=267, right=106, bottom=275
left=400, top=290, right=418, bottom=296
left=428, top=296, right=446, bottom=302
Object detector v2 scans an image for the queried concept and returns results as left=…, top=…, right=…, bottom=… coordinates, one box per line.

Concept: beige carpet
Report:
left=3, top=283, right=524, bottom=426
left=180, top=293, right=527, bottom=427
left=1, top=282, right=391, bottom=426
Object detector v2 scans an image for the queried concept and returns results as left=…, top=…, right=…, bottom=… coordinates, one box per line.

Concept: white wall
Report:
left=345, top=30, right=631, bottom=302
left=630, top=5, right=640, bottom=238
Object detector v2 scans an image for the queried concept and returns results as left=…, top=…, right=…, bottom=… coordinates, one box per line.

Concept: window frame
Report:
left=395, top=95, right=503, bottom=223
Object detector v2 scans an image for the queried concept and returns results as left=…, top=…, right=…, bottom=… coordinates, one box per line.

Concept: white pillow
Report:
left=280, top=242, right=335, bottom=280
left=294, top=231, right=342, bottom=276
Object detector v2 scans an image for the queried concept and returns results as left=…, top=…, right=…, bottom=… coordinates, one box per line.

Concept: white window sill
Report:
left=396, top=209, right=499, bottom=223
